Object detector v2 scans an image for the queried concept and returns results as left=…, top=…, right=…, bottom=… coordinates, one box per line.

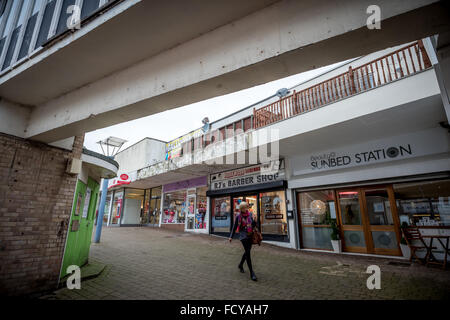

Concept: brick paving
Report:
left=41, top=227, right=450, bottom=300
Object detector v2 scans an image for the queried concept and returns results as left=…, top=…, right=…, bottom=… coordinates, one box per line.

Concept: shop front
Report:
left=207, top=162, right=290, bottom=243
left=290, top=127, right=450, bottom=257
left=296, top=179, right=450, bottom=256
left=100, top=186, right=162, bottom=227
left=142, top=186, right=162, bottom=226
left=161, top=176, right=209, bottom=233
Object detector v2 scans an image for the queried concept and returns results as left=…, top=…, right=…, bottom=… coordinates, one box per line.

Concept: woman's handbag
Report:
left=252, top=228, right=263, bottom=245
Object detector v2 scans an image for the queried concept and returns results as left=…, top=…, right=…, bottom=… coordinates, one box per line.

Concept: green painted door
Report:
left=60, top=178, right=99, bottom=279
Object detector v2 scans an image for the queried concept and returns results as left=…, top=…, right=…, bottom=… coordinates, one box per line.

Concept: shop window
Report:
left=298, top=190, right=336, bottom=250
left=122, top=189, right=144, bottom=225
left=186, top=194, right=195, bottom=229
left=143, top=187, right=162, bottom=225
left=259, top=191, right=287, bottom=236
left=365, top=189, right=394, bottom=225
left=211, top=197, right=231, bottom=234
left=393, top=179, right=450, bottom=226
left=195, top=187, right=207, bottom=229
left=163, top=190, right=187, bottom=224
left=339, top=191, right=362, bottom=225
left=102, top=191, right=112, bottom=223
left=111, top=190, right=123, bottom=225
left=233, top=196, right=257, bottom=221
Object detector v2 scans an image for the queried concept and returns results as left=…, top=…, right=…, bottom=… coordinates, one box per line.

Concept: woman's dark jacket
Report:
left=230, top=213, right=257, bottom=241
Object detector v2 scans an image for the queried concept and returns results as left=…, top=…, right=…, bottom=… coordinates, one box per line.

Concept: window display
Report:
left=259, top=191, right=288, bottom=236
left=163, top=190, right=187, bottom=224
left=298, top=190, right=335, bottom=250
left=212, top=197, right=231, bottom=234
left=144, top=187, right=162, bottom=225
left=111, top=190, right=123, bottom=225
left=394, top=179, right=450, bottom=226
left=186, top=195, right=196, bottom=229
left=103, top=191, right=112, bottom=223
left=196, top=188, right=207, bottom=229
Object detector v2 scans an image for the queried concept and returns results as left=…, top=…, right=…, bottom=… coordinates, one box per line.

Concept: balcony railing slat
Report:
left=245, top=41, right=432, bottom=132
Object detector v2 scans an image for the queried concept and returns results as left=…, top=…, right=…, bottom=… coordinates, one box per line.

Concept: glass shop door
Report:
left=336, top=186, right=401, bottom=256
left=336, top=189, right=368, bottom=253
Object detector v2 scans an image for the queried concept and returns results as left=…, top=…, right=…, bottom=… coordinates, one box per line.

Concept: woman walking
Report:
left=228, top=202, right=258, bottom=281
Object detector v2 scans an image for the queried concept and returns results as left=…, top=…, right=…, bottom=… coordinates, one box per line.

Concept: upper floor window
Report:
left=0, top=0, right=119, bottom=75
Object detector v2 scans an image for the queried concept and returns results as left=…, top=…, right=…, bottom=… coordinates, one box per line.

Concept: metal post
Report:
left=94, top=178, right=109, bottom=243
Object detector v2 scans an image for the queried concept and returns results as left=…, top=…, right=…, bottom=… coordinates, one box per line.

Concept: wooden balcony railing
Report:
left=253, top=40, right=432, bottom=129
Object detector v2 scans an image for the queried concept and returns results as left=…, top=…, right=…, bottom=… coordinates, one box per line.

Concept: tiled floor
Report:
left=41, top=227, right=450, bottom=300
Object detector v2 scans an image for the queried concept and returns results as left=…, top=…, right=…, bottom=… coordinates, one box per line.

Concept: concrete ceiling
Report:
left=0, top=0, right=279, bottom=106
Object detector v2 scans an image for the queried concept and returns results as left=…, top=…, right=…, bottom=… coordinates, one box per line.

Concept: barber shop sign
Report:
left=210, top=161, right=284, bottom=191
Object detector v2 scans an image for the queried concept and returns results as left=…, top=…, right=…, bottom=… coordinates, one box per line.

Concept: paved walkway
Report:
left=42, top=227, right=450, bottom=300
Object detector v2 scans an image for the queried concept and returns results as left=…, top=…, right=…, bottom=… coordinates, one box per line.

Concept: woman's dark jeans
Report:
left=239, top=237, right=253, bottom=273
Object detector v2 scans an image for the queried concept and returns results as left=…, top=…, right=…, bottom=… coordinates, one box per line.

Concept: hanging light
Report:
left=310, top=200, right=326, bottom=215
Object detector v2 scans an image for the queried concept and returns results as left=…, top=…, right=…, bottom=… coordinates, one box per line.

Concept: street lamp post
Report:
left=94, top=136, right=127, bottom=243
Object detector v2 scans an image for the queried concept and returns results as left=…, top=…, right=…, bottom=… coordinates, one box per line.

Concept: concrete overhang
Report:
left=1, top=0, right=449, bottom=143
left=251, top=68, right=444, bottom=151
left=81, top=148, right=119, bottom=180
left=0, top=0, right=278, bottom=106
left=278, top=93, right=447, bottom=158
left=128, top=162, right=244, bottom=190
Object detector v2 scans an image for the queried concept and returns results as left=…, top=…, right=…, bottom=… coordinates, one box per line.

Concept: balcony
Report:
left=253, top=40, right=432, bottom=129
left=173, top=41, right=433, bottom=162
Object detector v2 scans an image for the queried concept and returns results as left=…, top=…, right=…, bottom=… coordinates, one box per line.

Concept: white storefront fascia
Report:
left=288, top=127, right=450, bottom=189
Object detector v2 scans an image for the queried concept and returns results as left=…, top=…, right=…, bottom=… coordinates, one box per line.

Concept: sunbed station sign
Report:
left=210, top=161, right=284, bottom=191
left=292, top=127, right=449, bottom=176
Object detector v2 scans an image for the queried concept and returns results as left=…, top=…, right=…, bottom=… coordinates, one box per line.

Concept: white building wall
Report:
left=114, top=138, right=166, bottom=175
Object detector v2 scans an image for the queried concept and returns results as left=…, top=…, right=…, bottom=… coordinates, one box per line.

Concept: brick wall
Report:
left=0, top=133, right=84, bottom=296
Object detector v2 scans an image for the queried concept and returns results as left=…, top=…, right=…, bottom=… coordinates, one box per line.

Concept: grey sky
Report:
left=84, top=62, right=343, bottom=154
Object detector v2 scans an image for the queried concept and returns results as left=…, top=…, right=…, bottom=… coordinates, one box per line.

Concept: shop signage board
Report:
left=165, top=128, right=203, bottom=160
left=210, top=161, right=284, bottom=191
left=108, top=172, right=136, bottom=189
left=291, top=127, right=449, bottom=176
